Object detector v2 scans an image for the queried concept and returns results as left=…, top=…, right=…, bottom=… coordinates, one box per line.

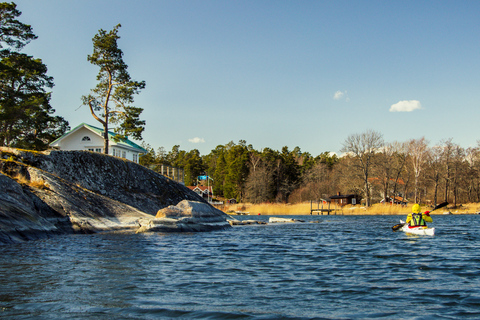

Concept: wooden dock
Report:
left=310, top=199, right=340, bottom=215
left=310, top=208, right=335, bottom=215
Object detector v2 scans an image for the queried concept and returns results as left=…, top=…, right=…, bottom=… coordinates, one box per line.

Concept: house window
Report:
left=122, top=151, right=126, bottom=158
left=88, top=148, right=94, bottom=151
left=82, top=136, right=91, bottom=141
left=133, top=154, right=138, bottom=163
left=112, top=149, right=122, bottom=157
left=95, top=148, right=102, bottom=153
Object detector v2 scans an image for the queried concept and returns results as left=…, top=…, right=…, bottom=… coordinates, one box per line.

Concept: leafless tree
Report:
left=440, top=138, right=455, bottom=203
left=245, top=152, right=274, bottom=203
left=450, top=143, right=465, bottom=207
left=376, top=143, right=396, bottom=204
left=390, top=141, right=409, bottom=201
left=408, top=137, right=429, bottom=203
left=341, top=130, right=384, bottom=207
left=301, top=162, right=335, bottom=200
left=426, top=145, right=443, bottom=205
left=465, top=146, right=480, bottom=202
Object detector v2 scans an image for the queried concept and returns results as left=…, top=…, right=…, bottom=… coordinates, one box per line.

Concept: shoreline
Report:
left=216, top=202, right=480, bottom=216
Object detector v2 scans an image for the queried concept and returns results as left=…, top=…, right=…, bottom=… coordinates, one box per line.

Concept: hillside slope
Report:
left=0, top=148, right=208, bottom=244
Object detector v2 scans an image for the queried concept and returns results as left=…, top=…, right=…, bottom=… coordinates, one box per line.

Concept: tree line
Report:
left=141, top=130, right=480, bottom=207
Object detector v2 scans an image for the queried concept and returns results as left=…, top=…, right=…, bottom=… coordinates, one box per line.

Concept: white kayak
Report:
left=399, top=220, right=435, bottom=236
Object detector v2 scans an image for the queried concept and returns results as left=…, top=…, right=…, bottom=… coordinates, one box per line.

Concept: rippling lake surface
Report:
left=1, top=214, right=480, bottom=319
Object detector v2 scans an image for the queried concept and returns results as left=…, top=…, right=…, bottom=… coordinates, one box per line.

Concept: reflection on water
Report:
left=1, top=214, right=480, bottom=319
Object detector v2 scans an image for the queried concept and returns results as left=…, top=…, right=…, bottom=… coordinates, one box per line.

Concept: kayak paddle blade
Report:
left=433, top=201, right=448, bottom=211
left=392, top=223, right=404, bottom=231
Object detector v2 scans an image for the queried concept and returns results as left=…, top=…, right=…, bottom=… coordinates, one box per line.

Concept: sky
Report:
left=12, top=0, right=480, bottom=156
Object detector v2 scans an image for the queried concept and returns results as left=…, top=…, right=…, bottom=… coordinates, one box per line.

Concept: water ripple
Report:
left=1, top=214, right=479, bottom=319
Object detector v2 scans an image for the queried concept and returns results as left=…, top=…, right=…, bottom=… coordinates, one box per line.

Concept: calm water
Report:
left=1, top=214, right=480, bottom=320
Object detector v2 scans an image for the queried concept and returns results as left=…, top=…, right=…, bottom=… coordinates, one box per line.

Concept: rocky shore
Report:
left=0, top=148, right=230, bottom=244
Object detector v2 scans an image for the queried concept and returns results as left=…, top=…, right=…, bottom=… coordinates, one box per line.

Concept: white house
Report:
left=49, top=123, right=147, bottom=163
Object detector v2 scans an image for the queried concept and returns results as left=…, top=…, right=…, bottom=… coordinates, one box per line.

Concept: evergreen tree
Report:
left=82, top=24, right=145, bottom=155
left=0, top=2, right=36, bottom=51
left=213, top=147, right=227, bottom=197
left=224, top=141, right=249, bottom=201
left=0, top=2, right=69, bottom=150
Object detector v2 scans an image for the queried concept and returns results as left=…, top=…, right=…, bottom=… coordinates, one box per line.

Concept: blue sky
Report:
left=13, top=0, right=480, bottom=156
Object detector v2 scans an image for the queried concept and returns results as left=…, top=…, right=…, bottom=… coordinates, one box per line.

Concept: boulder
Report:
left=227, top=219, right=267, bottom=226
left=268, top=217, right=305, bottom=223
left=137, top=200, right=231, bottom=232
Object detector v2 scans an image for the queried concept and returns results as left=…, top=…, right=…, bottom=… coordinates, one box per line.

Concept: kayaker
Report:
left=406, top=204, right=432, bottom=227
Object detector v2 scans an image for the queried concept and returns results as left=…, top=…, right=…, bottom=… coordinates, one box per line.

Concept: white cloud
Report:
left=188, top=137, right=205, bottom=143
left=333, top=90, right=349, bottom=102
left=333, top=90, right=345, bottom=100
left=389, top=100, right=422, bottom=112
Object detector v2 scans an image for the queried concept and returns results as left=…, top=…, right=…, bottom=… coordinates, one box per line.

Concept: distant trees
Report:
left=408, top=137, right=428, bottom=203
left=82, top=24, right=145, bottom=155
left=0, top=2, right=69, bottom=150
left=341, top=130, right=384, bottom=207
left=140, top=133, right=480, bottom=206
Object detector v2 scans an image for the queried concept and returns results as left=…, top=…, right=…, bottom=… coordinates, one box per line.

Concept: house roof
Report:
left=187, top=186, right=213, bottom=193
left=330, top=194, right=356, bottom=199
left=389, top=196, right=408, bottom=203
left=50, top=123, right=147, bottom=153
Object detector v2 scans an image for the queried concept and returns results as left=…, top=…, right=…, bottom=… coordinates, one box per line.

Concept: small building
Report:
left=329, top=192, right=359, bottom=206
left=382, top=196, right=408, bottom=205
left=49, top=123, right=146, bottom=163
left=187, top=186, right=213, bottom=200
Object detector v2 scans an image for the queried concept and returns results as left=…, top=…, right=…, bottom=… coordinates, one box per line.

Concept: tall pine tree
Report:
left=0, top=2, right=69, bottom=150
left=82, top=24, right=145, bottom=155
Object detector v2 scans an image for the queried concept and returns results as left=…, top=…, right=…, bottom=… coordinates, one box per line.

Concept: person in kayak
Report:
left=406, top=204, right=432, bottom=227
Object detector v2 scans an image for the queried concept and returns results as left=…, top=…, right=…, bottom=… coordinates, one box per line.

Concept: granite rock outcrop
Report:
left=0, top=148, right=229, bottom=244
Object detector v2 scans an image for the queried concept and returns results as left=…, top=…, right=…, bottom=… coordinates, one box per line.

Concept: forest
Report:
left=140, top=130, right=480, bottom=207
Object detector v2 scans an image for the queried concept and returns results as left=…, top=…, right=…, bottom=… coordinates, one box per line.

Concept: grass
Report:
left=218, top=202, right=480, bottom=215
left=12, top=173, right=48, bottom=190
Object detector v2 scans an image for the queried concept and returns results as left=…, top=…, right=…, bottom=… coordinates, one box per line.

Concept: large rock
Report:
left=1, top=148, right=205, bottom=215
left=0, top=148, right=220, bottom=244
left=0, top=172, right=70, bottom=244
left=136, top=200, right=231, bottom=232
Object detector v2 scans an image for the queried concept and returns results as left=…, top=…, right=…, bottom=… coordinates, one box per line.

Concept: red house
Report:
left=187, top=186, right=213, bottom=200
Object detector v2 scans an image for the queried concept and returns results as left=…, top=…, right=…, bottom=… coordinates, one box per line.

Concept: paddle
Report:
left=392, top=201, right=448, bottom=231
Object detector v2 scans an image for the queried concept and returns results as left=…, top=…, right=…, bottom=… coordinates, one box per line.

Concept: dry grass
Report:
left=221, top=202, right=312, bottom=215
left=218, top=202, right=480, bottom=215
left=29, top=179, right=48, bottom=190
left=13, top=173, right=30, bottom=185
left=12, top=173, right=48, bottom=190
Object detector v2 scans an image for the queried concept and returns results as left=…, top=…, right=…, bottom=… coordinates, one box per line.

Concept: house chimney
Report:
left=337, top=192, right=341, bottom=196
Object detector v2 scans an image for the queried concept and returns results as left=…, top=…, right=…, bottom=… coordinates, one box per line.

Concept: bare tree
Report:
left=245, top=152, right=274, bottom=203
left=426, top=145, right=443, bottom=205
left=440, top=138, right=455, bottom=203
left=377, top=143, right=395, bottom=204
left=408, top=137, right=429, bottom=203
left=465, top=146, right=480, bottom=202
left=390, top=141, right=409, bottom=202
left=450, top=143, right=465, bottom=207
left=341, top=130, right=384, bottom=207
left=302, top=162, right=334, bottom=200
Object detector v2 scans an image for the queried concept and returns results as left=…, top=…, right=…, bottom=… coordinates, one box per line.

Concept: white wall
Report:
left=54, top=127, right=141, bottom=163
